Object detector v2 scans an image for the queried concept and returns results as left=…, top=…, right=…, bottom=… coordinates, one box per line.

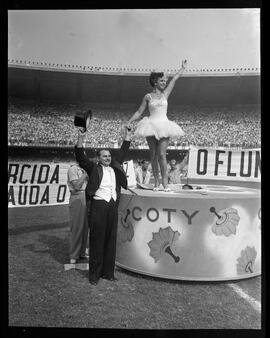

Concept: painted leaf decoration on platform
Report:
left=210, top=207, right=240, bottom=237
left=236, top=246, right=257, bottom=275
left=148, top=226, right=180, bottom=263
left=117, top=209, right=134, bottom=243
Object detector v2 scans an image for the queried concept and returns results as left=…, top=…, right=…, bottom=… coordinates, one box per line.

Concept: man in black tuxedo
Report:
left=75, top=127, right=132, bottom=285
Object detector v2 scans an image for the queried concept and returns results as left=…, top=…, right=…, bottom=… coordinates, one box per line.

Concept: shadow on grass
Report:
left=114, top=266, right=256, bottom=286
left=8, top=222, right=69, bottom=236
left=23, top=233, right=70, bottom=265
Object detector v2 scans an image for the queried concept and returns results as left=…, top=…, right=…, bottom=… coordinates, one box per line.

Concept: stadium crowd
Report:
left=8, top=99, right=261, bottom=149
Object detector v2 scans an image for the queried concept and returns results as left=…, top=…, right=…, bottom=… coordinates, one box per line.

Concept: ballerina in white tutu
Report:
left=126, top=60, right=187, bottom=191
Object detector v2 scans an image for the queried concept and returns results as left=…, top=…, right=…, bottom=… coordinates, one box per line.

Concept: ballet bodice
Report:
left=147, top=93, right=168, bottom=121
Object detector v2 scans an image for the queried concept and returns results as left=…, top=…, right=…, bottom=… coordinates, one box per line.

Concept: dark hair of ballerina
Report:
left=149, top=72, right=164, bottom=87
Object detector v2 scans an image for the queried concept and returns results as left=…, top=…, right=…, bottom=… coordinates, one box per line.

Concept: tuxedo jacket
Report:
left=75, top=140, right=131, bottom=204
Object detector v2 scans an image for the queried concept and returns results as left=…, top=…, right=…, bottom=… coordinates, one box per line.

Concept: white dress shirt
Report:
left=67, top=165, right=88, bottom=193
left=94, top=165, right=117, bottom=202
left=135, top=166, right=151, bottom=184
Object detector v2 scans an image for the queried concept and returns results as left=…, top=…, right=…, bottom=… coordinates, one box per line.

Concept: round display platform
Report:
left=116, top=184, right=261, bottom=281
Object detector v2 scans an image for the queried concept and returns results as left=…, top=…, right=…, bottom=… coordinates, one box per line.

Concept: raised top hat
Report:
left=74, top=110, right=92, bottom=131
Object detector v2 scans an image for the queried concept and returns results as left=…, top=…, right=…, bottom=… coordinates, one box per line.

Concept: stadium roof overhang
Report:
left=8, top=60, right=260, bottom=77
left=8, top=61, right=261, bottom=106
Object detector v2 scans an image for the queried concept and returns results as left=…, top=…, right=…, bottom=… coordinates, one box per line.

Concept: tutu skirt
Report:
left=134, top=117, right=185, bottom=140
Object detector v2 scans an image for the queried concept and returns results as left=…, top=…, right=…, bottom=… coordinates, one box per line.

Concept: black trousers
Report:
left=88, top=198, right=118, bottom=282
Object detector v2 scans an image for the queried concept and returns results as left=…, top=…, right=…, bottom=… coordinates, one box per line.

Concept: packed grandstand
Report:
left=8, top=98, right=261, bottom=149
left=8, top=61, right=261, bottom=149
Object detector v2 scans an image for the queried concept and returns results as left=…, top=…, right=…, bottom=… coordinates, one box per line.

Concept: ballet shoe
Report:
left=153, top=187, right=160, bottom=191
left=163, top=187, right=171, bottom=192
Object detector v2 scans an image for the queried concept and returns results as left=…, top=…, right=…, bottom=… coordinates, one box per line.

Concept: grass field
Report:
left=8, top=204, right=262, bottom=330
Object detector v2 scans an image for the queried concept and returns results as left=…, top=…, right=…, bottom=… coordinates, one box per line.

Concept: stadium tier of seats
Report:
left=8, top=99, right=261, bottom=148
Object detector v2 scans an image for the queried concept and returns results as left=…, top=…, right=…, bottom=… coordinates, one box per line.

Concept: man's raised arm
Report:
left=117, top=127, right=132, bottom=164
left=74, top=130, right=94, bottom=173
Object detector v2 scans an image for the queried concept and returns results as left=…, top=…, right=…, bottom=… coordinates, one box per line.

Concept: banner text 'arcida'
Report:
left=8, top=162, right=71, bottom=207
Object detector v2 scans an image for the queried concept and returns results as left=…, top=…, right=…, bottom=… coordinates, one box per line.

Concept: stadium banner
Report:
left=8, top=162, right=72, bottom=208
left=188, top=147, right=261, bottom=182
left=8, top=160, right=137, bottom=208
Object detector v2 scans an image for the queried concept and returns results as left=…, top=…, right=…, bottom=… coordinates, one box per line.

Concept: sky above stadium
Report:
left=8, top=9, right=260, bottom=71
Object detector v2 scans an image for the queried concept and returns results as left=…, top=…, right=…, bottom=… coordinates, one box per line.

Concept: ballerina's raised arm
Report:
left=163, top=60, right=187, bottom=99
